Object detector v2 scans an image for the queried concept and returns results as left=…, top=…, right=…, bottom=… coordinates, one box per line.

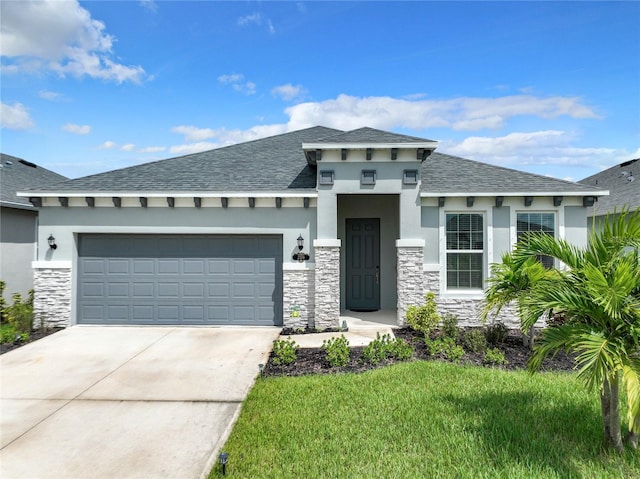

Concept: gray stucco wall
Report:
left=0, top=206, right=37, bottom=300
left=36, top=205, right=317, bottom=263
left=420, top=206, right=439, bottom=264
left=337, top=195, right=399, bottom=310
left=492, top=206, right=511, bottom=261
left=564, top=206, right=588, bottom=248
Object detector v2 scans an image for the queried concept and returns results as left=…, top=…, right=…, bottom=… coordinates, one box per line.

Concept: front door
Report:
left=346, top=218, right=380, bottom=311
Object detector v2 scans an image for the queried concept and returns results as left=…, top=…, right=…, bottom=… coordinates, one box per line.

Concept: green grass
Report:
left=209, top=361, right=639, bottom=479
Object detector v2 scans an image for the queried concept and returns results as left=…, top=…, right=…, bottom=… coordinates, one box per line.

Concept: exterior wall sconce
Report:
left=292, top=234, right=310, bottom=262
left=48, top=234, right=57, bottom=250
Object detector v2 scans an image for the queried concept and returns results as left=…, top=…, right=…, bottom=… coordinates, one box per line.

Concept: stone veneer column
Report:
left=33, top=263, right=72, bottom=328
left=313, top=239, right=341, bottom=330
left=396, top=239, right=425, bottom=326
left=282, top=266, right=315, bottom=329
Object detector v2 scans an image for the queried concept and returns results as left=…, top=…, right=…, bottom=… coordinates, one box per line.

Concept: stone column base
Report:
left=396, top=241, right=425, bottom=326
left=282, top=267, right=315, bottom=329
left=33, top=267, right=72, bottom=328
left=313, top=240, right=340, bottom=330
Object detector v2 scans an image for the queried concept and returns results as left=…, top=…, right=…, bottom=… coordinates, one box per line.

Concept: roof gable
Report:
left=312, top=127, right=435, bottom=144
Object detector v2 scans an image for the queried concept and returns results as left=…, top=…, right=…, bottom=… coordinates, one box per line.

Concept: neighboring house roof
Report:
left=421, top=153, right=603, bottom=196
left=0, top=154, right=68, bottom=209
left=578, top=159, right=640, bottom=216
left=21, top=126, right=602, bottom=197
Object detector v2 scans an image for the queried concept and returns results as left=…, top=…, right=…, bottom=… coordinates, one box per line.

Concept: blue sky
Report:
left=1, top=1, right=638, bottom=181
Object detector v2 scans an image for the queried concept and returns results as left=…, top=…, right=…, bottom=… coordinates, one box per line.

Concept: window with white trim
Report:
left=446, top=213, right=484, bottom=289
left=516, top=212, right=555, bottom=268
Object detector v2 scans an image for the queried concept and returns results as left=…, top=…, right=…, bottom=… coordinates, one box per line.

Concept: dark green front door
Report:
left=346, top=218, right=380, bottom=311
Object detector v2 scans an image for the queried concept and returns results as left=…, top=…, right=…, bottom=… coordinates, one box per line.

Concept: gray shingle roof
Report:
left=310, top=127, right=435, bottom=144
left=25, top=126, right=341, bottom=193
left=579, top=159, right=639, bottom=216
left=21, top=126, right=601, bottom=197
left=0, top=154, right=67, bottom=208
left=422, top=152, right=603, bottom=194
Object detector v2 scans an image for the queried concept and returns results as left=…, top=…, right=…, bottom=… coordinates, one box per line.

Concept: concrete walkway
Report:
left=279, top=310, right=399, bottom=347
left=0, top=326, right=279, bottom=479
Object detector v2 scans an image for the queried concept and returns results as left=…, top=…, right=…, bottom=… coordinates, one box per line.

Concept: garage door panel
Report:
left=133, top=259, right=154, bottom=274
left=78, top=234, right=282, bottom=325
left=158, top=260, right=179, bottom=274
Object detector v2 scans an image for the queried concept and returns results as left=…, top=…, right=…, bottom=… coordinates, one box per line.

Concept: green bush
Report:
left=322, top=335, right=350, bottom=367
left=272, top=337, right=299, bottom=365
left=4, top=291, right=34, bottom=337
left=361, top=333, right=414, bottom=364
left=0, top=323, right=18, bottom=343
left=426, top=337, right=465, bottom=362
left=441, top=313, right=461, bottom=341
left=405, top=292, right=441, bottom=337
left=484, top=347, right=509, bottom=366
left=463, top=328, right=487, bottom=353
left=362, top=333, right=391, bottom=365
left=485, top=321, right=508, bottom=345
left=387, top=337, right=414, bottom=361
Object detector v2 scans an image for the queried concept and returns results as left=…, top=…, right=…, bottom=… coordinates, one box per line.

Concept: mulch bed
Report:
left=0, top=327, right=64, bottom=355
left=264, top=327, right=577, bottom=377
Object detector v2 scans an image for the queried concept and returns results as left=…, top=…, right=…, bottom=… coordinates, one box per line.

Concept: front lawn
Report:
left=210, top=361, right=638, bottom=478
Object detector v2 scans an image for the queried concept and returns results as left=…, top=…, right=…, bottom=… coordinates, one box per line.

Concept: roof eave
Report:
left=420, top=190, right=610, bottom=198
left=18, top=191, right=319, bottom=199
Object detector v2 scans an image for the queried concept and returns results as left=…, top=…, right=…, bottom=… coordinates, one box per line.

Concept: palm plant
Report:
left=485, top=208, right=640, bottom=452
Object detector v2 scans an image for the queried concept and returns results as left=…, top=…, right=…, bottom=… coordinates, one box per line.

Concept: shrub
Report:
left=441, top=313, right=461, bottom=341
left=463, top=329, right=487, bottom=353
left=362, top=333, right=391, bottom=365
left=0, top=323, right=17, bottom=343
left=362, top=333, right=414, bottom=364
left=4, top=291, right=34, bottom=337
left=484, top=347, right=509, bottom=366
left=322, top=335, right=350, bottom=367
left=387, top=337, right=414, bottom=361
left=405, top=292, right=440, bottom=337
left=485, top=321, right=508, bottom=345
left=426, top=337, right=465, bottom=363
left=272, top=337, right=299, bottom=365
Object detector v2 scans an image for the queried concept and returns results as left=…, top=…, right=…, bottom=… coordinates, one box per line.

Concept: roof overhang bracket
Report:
left=112, top=197, right=121, bottom=208
left=59, top=197, right=68, bottom=207
left=524, top=196, right=533, bottom=207
left=140, top=197, right=148, bottom=208
left=495, top=196, right=504, bottom=207
left=86, top=197, right=95, bottom=207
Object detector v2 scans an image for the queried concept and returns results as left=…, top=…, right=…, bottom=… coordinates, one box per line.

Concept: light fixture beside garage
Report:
left=48, top=234, right=57, bottom=250
left=292, top=234, right=310, bottom=262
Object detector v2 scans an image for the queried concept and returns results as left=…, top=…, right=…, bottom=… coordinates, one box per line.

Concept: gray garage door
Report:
left=77, top=234, right=282, bottom=326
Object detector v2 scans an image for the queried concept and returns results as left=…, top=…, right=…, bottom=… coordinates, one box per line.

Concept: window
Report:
left=319, top=170, right=334, bottom=185
left=403, top=169, right=419, bottom=184
left=446, top=213, right=484, bottom=289
left=517, top=212, right=555, bottom=268
left=361, top=170, right=376, bottom=185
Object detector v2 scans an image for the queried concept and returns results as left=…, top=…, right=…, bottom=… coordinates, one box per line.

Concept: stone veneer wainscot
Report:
left=282, top=267, right=315, bottom=329
left=396, top=241, right=426, bottom=326
left=33, top=263, right=72, bottom=327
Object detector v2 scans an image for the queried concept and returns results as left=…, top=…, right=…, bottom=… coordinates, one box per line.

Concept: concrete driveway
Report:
left=0, top=326, right=279, bottom=479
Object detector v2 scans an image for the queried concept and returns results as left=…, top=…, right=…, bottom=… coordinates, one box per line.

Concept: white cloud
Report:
left=238, top=13, right=262, bottom=26
left=0, top=0, right=147, bottom=84
left=170, top=124, right=288, bottom=153
left=99, top=140, right=117, bottom=149
left=283, top=94, right=599, bottom=132
left=139, top=0, right=158, bottom=13
left=121, top=143, right=136, bottom=151
left=217, top=73, right=256, bottom=95
left=442, top=130, right=622, bottom=172
left=169, top=142, right=219, bottom=155
left=62, top=123, right=91, bottom=134
left=237, top=12, right=275, bottom=34
left=138, top=146, right=165, bottom=153
left=38, top=90, right=64, bottom=101
left=271, top=83, right=307, bottom=101
left=0, top=102, right=34, bottom=129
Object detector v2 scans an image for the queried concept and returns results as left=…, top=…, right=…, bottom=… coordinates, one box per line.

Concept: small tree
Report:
left=486, top=208, right=640, bottom=451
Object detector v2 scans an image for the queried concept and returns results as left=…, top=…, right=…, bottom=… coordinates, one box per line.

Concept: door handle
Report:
left=376, top=266, right=379, bottom=284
